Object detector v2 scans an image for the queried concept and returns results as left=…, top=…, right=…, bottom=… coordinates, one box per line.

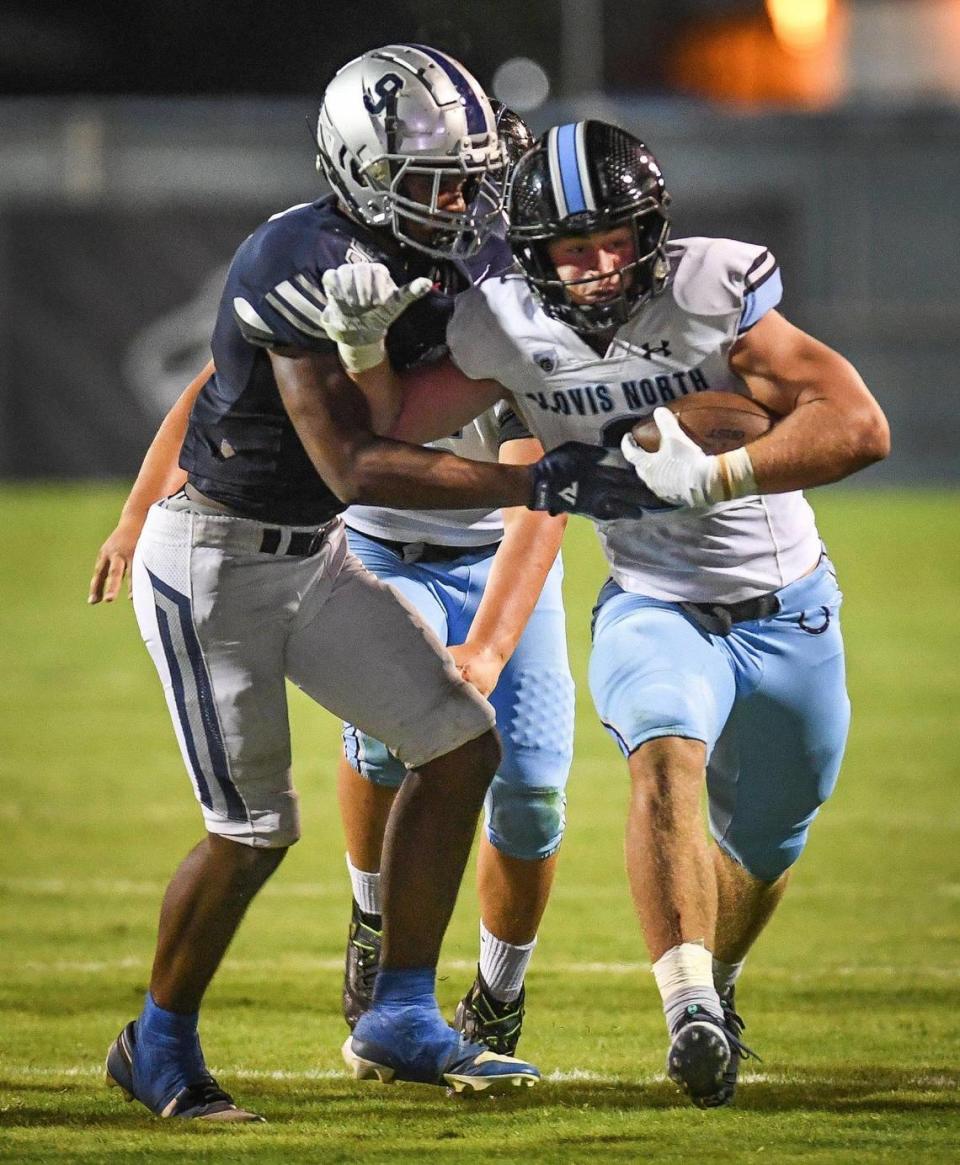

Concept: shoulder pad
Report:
left=227, top=203, right=354, bottom=351
left=668, top=237, right=781, bottom=328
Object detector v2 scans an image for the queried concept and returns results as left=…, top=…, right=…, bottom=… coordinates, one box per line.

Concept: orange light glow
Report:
left=766, top=0, right=833, bottom=54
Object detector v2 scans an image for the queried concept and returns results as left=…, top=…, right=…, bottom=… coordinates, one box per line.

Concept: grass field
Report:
left=1, top=484, right=958, bottom=1163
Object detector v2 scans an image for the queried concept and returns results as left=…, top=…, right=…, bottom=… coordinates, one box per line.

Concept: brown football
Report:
left=630, top=390, right=774, bottom=455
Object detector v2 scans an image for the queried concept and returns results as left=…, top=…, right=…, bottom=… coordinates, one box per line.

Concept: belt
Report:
left=170, top=487, right=337, bottom=557
left=358, top=531, right=501, bottom=565
left=258, top=526, right=333, bottom=557
left=679, top=592, right=781, bottom=637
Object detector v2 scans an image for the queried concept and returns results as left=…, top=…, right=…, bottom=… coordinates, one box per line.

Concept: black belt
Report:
left=258, top=526, right=332, bottom=557
left=180, top=484, right=336, bottom=557
left=680, top=593, right=781, bottom=637
left=358, top=531, right=501, bottom=564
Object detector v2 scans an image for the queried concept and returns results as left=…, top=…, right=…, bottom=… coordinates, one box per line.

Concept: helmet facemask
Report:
left=508, top=121, right=672, bottom=333
left=368, top=150, right=506, bottom=260
left=517, top=202, right=670, bottom=333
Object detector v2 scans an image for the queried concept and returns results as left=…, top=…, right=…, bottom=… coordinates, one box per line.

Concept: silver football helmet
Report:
left=316, top=44, right=507, bottom=260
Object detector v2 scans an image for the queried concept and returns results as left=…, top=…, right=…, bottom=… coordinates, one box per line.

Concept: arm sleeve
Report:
left=495, top=401, right=533, bottom=447
left=738, top=247, right=783, bottom=333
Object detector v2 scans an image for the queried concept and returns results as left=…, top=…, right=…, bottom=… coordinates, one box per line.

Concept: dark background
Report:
left=0, top=1, right=751, bottom=98
left=0, top=0, right=957, bottom=483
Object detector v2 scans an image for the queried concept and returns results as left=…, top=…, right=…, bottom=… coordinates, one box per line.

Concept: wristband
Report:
left=338, top=339, right=386, bottom=375
left=708, top=446, right=758, bottom=502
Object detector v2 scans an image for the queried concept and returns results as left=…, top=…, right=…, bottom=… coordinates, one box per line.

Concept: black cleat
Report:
left=453, top=969, right=525, bottom=1056
left=718, top=986, right=757, bottom=1104
left=666, top=1002, right=758, bottom=1109
left=342, top=900, right=382, bottom=1030
left=105, top=1020, right=264, bottom=1121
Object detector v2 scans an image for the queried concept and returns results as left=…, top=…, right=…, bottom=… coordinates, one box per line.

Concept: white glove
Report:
left=621, top=407, right=758, bottom=507
left=320, top=262, right=433, bottom=373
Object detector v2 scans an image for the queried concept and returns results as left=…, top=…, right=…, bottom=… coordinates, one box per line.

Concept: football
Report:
left=630, top=390, right=775, bottom=455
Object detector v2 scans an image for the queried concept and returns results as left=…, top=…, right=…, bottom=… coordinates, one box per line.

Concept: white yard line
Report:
left=8, top=877, right=957, bottom=902
left=14, top=956, right=960, bottom=980
left=5, top=1065, right=956, bottom=1090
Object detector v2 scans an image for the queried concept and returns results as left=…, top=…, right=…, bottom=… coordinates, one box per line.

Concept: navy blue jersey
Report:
left=180, top=194, right=511, bottom=524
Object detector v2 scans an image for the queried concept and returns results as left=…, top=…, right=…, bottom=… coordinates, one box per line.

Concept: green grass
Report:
left=1, top=484, right=958, bottom=1163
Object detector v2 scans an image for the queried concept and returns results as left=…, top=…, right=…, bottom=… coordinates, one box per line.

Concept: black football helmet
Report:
left=484, top=100, right=534, bottom=216
left=489, top=100, right=535, bottom=171
left=508, top=120, right=671, bottom=332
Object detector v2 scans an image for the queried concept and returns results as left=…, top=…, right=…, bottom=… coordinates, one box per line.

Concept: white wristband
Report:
left=707, top=446, right=758, bottom=503
left=337, top=339, right=386, bottom=375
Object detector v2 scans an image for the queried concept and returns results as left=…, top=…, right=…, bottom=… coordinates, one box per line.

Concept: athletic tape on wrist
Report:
left=710, top=446, right=758, bottom=502
left=338, top=340, right=386, bottom=374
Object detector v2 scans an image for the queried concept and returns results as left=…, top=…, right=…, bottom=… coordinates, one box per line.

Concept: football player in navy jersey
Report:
left=325, top=119, right=890, bottom=1108
left=92, top=94, right=574, bottom=1062
left=90, top=49, right=646, bottom=1122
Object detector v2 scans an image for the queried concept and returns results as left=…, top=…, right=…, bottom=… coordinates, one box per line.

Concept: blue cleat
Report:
left=342, top=1004, right=540, bottom=1094
left=105, top=1020, right=265, bottom=1121
left=666, top=1002, right=757, bottom=1109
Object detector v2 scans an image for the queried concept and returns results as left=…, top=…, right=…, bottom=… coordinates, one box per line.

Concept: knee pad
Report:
left=713, top=811, right=818, bottom=883
left=342, top=723, right=407, bottom=788
left=484, top=775, right=567, bottom=861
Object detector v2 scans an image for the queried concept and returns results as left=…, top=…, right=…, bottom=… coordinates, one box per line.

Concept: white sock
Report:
left=652, top=942, right=723, bottom=1034
left=712, top=955, right=745, bottom=998
left=478, top=921, right=536, bottom=1002
left=345, top=854, right=381, bottom=918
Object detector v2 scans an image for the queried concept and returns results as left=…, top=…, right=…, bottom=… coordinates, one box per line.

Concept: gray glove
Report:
left=320, top=262, right=432, bottom=372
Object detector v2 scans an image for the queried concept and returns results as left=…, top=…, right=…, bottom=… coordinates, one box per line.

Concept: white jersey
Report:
left=447, top=237, right=822, bottom=603
left=344, top=409, right=505, bottom=548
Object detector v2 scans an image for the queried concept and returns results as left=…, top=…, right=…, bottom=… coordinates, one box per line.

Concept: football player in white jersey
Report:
left=326, top=119, right=889, bottom=1107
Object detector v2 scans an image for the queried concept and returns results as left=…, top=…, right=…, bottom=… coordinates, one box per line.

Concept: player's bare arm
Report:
left=622, top=310, right=890, bottom=507
left=319, top=262, right=434, bottom=433
left=449, top=436, right=568, bottom=697
left=389, top=357, right=508, bottom=445
left=269, top=347, right=533, bottom=510
left=87, top=359, right=212, bottom=604
left=727, top=308, right=891, bottom=492
left=318, top=261, right=509, bottom=443
left=321, top=262, right=655, bottom=522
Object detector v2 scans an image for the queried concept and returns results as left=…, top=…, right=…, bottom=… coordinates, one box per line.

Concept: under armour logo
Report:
left=639, top=340, right=671, bottom=360
left=558, top=483, right=579, bottom=506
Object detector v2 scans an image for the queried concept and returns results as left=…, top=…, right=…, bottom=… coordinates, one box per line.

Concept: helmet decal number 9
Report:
left=364, top=74, right=405, bottom=116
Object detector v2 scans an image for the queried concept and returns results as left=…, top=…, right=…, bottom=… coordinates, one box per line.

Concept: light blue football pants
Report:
left=342, top=528, right=575, bottom=861
left=589, top=556, right=850, bottom=881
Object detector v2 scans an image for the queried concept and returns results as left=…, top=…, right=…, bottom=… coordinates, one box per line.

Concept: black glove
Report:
left=529, top=442, right=664, bottom=521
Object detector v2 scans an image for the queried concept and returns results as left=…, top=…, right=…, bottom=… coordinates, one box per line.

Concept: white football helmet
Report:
left=316, top=44, right=506, bottom=259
